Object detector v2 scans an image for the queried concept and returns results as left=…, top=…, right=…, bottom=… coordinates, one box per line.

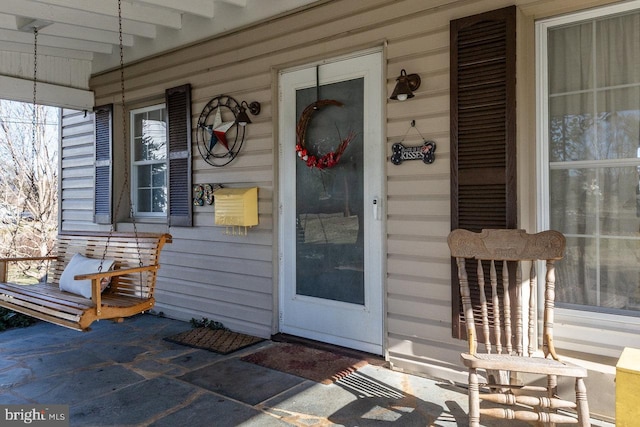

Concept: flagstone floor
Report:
left=0, top=314, right=614, bottom=426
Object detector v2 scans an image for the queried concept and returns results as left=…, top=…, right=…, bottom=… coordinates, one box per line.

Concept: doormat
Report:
left=240, top=342, right=368, bottom=384
left=165, top=328, right=264, bottom=355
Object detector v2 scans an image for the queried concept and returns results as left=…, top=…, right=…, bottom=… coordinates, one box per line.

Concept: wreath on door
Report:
left=295, top=99, right=356, bottom=169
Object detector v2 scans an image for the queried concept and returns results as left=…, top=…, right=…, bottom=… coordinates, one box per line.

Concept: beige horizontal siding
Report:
left=64, top=0, right=624, bottom=390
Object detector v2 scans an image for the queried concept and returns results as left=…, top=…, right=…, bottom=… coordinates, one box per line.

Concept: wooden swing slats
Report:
left=0, top=285, right=87, bottom=312
left=0, top=232, right=171, bottom=331
left=0, top=289, right=86, bottom=318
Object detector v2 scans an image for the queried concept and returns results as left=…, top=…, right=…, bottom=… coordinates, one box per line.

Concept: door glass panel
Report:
left=295, top=78, right=364, bottom=304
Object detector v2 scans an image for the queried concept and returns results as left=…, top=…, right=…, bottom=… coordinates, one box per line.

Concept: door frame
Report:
left=276, top=48, right=386, bottom=354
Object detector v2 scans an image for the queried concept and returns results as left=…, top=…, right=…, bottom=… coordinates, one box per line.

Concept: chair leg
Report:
left=547, top=374, right=558, bottom=397
left=575, top=378, right=590, bottom=427
left=468, top=368, right=480, bottom=427
left=547, top=374, right=558, bottom=427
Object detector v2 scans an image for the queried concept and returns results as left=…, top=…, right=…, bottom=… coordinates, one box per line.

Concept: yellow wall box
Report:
left=214, top=187, right=258, bottom=235
left=616, top=347, right=640, bottom=426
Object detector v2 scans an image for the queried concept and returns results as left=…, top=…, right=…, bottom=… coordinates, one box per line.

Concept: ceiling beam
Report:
left=32, top=0, right=183, bottom=29
left=0, top=75, right=94, bottom=110
left=1, top=0, right=157, bottom=39
left=0, top=13, right=17, bottom=30
left=134, top=0, right=216, bottom=19
left=0, top=41, right=94, bottom=60
left=0, top=28, right=114, bottom=54
left=218, top=0, right=247, bottom=7
left=0, top=0, right=319, bottom=78
left=39, top=24, right=135, bottom=47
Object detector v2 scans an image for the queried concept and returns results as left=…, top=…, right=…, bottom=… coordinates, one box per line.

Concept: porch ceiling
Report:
left=0, top=0, right=319, bottom=109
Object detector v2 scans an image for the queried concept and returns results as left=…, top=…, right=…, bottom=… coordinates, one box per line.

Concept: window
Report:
left=131, top=104, right=167, bottom=217
left=93, top=85, right=191, bottom=227
left=538, top=4, right=640, bottom=315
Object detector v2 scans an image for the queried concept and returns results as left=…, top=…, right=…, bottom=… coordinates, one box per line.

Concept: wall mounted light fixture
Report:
left=390, top=69, right=421, bottom=101
left=236, top=101, right=261, bottom=126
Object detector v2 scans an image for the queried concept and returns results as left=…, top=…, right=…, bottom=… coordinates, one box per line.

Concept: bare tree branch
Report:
left=0, top=100, right=58, bottom=280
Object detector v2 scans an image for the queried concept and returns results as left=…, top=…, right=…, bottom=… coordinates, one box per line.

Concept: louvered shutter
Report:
left=166, top=84, right=193, bottom=227
left=94, top=104, right=113, bottom=224
left=450, top=6, right=517, bottom=339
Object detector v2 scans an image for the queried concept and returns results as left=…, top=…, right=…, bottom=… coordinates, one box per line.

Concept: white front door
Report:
left=278, top=50, right=384, bottom=354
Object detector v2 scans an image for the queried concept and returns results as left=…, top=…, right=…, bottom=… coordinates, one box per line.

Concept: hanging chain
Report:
left=32, top=27, right=52, bottom=279
left=32, top=28, right=38, bottom=147
left=112, top=0, right=128, bottom=226
left=314, top=65, right=320, bottom=110
left=9, top=28, right=39, bottom=257
left=118, top=0, right=145, bottom=297
left=117, top=0, right=144, bottom=271
left=31, top=28, right=39, bottom=198
left=100, top=0, right=145, bottom=298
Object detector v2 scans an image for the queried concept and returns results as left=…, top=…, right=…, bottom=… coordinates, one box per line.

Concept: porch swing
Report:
left=0, top=2, right=172, bottom=331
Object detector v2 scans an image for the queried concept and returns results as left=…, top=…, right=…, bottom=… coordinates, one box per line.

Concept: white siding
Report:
left=0, top=51, right=91, bottom=89
left=0, top=52, right=94, bottom=109
left=60, top=109, right=105, bottom=232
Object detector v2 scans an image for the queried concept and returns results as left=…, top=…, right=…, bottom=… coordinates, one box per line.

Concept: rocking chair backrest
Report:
left=448, top=229, right=565, bottom=359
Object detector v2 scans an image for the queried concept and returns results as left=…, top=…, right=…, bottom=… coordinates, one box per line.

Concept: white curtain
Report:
left=547, top=10, right=640, bottom=311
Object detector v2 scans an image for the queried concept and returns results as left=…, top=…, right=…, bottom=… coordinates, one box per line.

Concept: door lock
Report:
left=373, top=197, right=381, bottom=220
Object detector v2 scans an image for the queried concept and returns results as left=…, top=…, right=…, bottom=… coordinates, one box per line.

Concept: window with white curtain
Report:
left=538, top=4, right=640, bottom=315
left=130, top=104, right=167, bottom=217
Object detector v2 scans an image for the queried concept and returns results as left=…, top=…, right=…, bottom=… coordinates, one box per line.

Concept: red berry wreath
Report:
left=295, top=99, right=355, bottom=169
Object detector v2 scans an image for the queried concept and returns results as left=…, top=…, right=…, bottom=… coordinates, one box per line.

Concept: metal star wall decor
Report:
left=196, top=94, right=260, bottom=167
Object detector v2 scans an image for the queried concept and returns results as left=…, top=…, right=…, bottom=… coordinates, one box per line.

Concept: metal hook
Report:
left=314, top=65, right=320, bottom=109
left=401, top=120, right=427, bottom=142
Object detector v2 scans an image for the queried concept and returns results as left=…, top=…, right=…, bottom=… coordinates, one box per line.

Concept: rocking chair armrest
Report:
left=0, top=256, right=58, bottom=263
left=74, top=264, right=159, bottom=281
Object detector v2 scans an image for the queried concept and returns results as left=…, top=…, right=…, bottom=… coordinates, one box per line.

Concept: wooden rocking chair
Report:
left=448, top=229, right=590, bottom=426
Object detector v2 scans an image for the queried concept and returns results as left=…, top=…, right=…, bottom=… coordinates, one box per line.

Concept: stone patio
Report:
left=0, top=314, right=613, bottom=426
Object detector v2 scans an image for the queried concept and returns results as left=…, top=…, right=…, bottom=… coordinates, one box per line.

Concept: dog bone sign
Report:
left=391, top=140, right=436, bottom=165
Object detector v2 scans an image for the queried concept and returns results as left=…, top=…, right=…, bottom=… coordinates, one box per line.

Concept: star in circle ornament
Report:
left=197, top=95, right=252, bottom=167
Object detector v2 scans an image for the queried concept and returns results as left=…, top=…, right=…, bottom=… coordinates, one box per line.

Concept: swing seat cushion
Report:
left=59, top=253, right=115, bottom=299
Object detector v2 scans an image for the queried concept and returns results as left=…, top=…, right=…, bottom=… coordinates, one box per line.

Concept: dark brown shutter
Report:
left=450, top=6, right=517, bottom=339
left=94, top=104, right=113, bottom=224
left=166, top=84, right=193, bottom=227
